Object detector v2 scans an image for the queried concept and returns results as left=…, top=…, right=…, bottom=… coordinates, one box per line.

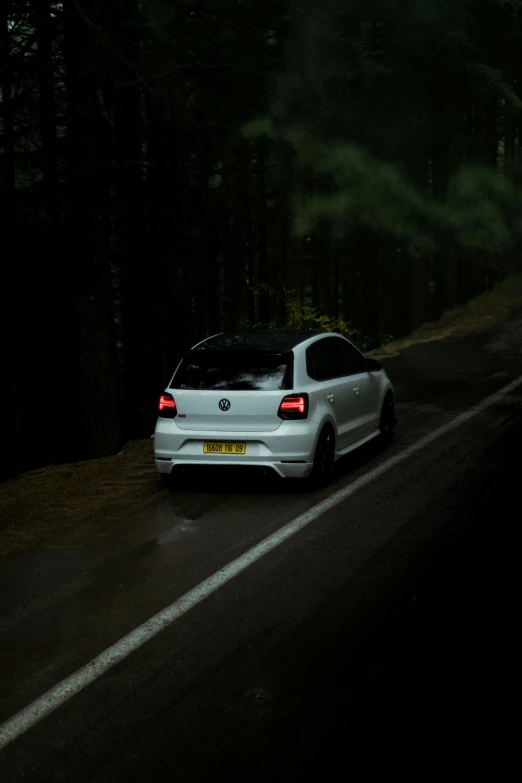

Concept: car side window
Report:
left=307, top=337, right=365, bottom=381
left=306, top=338, right=338, bottom=381
left=331, top=338, right=366, bottom=377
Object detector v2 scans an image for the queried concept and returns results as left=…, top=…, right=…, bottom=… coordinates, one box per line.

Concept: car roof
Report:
left=193, top=330, right=325, bottom=353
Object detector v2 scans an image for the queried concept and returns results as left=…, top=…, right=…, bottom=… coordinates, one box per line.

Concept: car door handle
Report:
left=326, top=394, right=335, bottom=403
left=352, top=387, right=360, bottom=395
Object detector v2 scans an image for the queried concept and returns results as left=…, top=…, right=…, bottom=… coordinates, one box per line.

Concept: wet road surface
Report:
left=0, top=357, right=521, bottom=779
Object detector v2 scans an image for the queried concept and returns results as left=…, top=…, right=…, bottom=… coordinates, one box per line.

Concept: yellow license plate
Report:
left=203, top=441, right=246, bottom=454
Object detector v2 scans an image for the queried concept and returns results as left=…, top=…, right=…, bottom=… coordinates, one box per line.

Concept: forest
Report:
left=1, top=0, right=522, bottom=479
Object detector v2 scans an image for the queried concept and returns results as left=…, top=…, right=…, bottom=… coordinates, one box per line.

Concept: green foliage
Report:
left=242, top=0, right=522, bottom=267
left=243, top=118, right=522, bottom=259
left=240, top=295, right=360, bottom=340
left=284, top=298, right=359, bottom=337
left=376, top=332, right=395, bottom=346
left=466, top=63, right=522, bottom=109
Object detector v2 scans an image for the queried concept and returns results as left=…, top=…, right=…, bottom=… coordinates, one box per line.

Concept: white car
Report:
left=154, top=331, right=396, bottom=486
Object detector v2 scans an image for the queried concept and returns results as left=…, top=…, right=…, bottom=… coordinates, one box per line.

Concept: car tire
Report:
left=308, top=426, right=335, bottom=488
left=379, top=393, right=396, bottom=444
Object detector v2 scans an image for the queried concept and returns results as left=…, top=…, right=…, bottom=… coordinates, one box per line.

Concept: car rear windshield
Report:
left=170, top=351, right=292, bottom=391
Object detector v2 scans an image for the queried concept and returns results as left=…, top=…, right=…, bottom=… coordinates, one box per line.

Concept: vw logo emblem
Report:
left=219, top=399, right=231, bottom=412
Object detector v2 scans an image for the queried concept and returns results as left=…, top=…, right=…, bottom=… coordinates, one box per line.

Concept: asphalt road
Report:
left=1, top=345, right=521, bottom=780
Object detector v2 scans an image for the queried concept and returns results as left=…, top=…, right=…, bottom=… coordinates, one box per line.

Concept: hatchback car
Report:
left=154, top=331, right=396, bottom=486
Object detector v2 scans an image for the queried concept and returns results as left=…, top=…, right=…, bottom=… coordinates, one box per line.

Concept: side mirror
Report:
left=365, top=358, right=382, bottom=372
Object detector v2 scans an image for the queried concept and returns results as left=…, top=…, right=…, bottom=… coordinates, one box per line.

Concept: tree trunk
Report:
left=331, top=245, right=339, bottom=320
left=358, top=231, right=380, bottom=344
left=205, top=218, right=222, bottom=334
left=246, top=203, right=256, bottom=324
left=32, top=0, right=64, bottom=465
left=203, top=159, right=222, bottom=336
left=315, top=219, right=332, bottom=315
left=64, top=0, right=122, bottom=459
left=483, top=97, right=499, bottom=169
left=145, top=99, right=183, bottom=388
left=256, top=138, right=270, bottom=325
left=409, top=254, right=430, bottom=328
left=194, top=137, right=221, bottom=336
left=222, top=141, right=249, bottom=331
left=0, top=5, right=19, bottom=477
left=504, top=5, right=518, bottom=183
left=504, top=109, right=516, bottom=182
left=341, top=234, right=359, bottom=328
left=275, top=144, right=292, bottom=324
left=310, top=233, right=320, bottom=311
left=112, top=0, right=147, bottom=438
left=36, top=2, right=60, bottom=226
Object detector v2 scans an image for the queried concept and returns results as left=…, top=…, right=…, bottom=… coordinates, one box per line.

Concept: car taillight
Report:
left=159, top=393, right=177, bottom=418
left=278, top=393, right=309, bottom=420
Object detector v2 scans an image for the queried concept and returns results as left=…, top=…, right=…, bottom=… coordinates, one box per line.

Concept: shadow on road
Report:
left=163, top=435, right=391, bottom=498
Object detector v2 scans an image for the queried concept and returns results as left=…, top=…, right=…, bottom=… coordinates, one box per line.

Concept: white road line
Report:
left=1, top=375, right=522, bottom=751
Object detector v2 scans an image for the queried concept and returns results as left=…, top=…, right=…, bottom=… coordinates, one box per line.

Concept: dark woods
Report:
left=1, top=0, right=521, bottom=478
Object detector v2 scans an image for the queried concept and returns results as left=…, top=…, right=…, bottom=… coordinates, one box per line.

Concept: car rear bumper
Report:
left=154, top=418, right=318, bottom=478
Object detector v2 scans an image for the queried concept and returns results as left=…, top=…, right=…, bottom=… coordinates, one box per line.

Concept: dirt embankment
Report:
left=0, top=439, right=160, bottom=561
left=371, top=274, right=522, bottom=361
left=370, top=274, right=522, bottom=402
